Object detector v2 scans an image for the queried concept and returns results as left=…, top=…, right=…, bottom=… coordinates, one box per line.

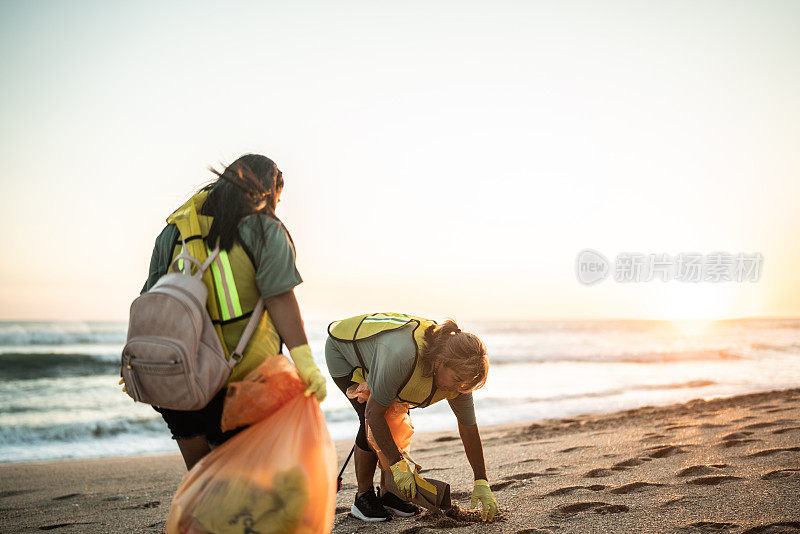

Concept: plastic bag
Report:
left=221, top=354, right=305, bottom=432
left=166, top=362, right=337, bottom=534
left=346, top=382, right=415, bottom=470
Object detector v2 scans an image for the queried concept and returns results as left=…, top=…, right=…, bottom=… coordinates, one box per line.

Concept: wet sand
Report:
left=2, top=388, right=799, bottom=533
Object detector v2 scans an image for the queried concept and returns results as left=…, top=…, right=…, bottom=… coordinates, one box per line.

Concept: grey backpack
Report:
left=121, top=244, right=263, bottom=410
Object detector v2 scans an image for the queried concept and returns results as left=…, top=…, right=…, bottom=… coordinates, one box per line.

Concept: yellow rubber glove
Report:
left=390, top=459, right=417, bottom=499
left=288, top=344, right=327, bottom=402
left=471, top=479, right=498, bottom=522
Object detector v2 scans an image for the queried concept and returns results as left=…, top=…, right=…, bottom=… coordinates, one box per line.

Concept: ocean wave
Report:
left=471, top=379, right=719, bottom=409
left=489, top=349, right=741, bottom=365
left=0, top=352, right=120, bottom=381
left=0, top=322, right=126, bottom=347
left=0, top=416, right=167, bottom=446
left=749, top=342, right=800, bottom=353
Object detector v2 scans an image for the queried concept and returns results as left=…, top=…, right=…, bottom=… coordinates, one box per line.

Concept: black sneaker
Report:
left=350, top=487, right=391, bottom=522
left=380, top=489, right=421, bottom=517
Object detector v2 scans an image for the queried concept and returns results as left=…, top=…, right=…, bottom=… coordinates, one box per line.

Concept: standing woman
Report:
left=141, top=154, right=326, bottom=470
left=326, top=312, right=498, bottom=522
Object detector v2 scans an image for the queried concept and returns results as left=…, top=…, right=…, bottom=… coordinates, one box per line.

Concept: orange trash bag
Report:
left=346, top=382, right=415, bottom=470
left=221, top=354, right=305, bottom=432
left=166, top=358, right=337, bottom=534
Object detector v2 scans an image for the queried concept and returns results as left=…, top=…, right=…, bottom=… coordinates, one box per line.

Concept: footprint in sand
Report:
left=502, top=458, right=542, bottom=468
left=559, top=446, right=592, bottom=453
left=765, top=407, right=794, bottom=414
left=664, top=424, right=695, bottom=431
left=699, top=423, right=729, bottom=429
left=52, top=493, right=82, bottom=501
left=420, top=466, right=453, bottom=474
left=741, top=522, right=800, bottom=534
left=584, top=468, right=615, bottom=478
left=609, top=482, right=665, bottom=494
left=39, top=522, right=96, bottom=530
left=612, top=457, right=651, bottom=469
left=545, top=485, right=606, bottom=496
left=718, top=438, right=762, bottom=448
left=741, top=419, right=794, bottom=430
left=120, top=501, right=161, bottom=509
left=645, top=444, right=693, bottom=458
left=747, top=447, right=800, bottom=458
left=641, top=433, right=670, bottom=442
left=687, top=475, right=741, bottom=486
left=761, top=468, right=800, bottom=480
left=675, top=521, right=739, bottom=532
left=549, top=501, right=629, bottom=520
left=772, top=426, right=800, bottom=435
left=718, top=431, right=760, bottom=448
left=731, top=416, right=757, bottom=423
left=490, top=480, right=517, bottom=491
left=0, top=490, right=35, bottom=499
left=503, top=471, right=559, bottom=481
left=676, top=465, right=729, bottom=477
left=661, top=496, right=693, bottom=508
left=433, top=436, right=459, bottom=443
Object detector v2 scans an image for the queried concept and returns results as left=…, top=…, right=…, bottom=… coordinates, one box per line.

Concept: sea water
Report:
left=1, top=318, right=798, bottom=463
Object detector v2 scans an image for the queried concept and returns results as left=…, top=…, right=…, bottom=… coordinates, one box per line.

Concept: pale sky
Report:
left=1, top=0, right=798, bottom=321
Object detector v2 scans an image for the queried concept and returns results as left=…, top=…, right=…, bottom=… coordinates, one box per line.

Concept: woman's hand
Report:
left=471, top=479, right=498, bottom=521
left=389, top=458, right=417, bottom=499
left=288, top=344, right=327, bottom=401
left=265, top=291, right=326, bottom=402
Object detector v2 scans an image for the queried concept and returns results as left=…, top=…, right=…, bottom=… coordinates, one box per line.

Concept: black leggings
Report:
left=332, top=374, right=372, bottom=452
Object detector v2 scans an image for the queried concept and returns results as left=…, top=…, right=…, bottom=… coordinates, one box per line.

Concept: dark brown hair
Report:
left=419, top=320, right=489, bottom=393
left=201, top=154, right=285, bottom=251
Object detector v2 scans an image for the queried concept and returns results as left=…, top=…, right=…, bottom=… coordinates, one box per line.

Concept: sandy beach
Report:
left=2, top=388, right=798, bottom=534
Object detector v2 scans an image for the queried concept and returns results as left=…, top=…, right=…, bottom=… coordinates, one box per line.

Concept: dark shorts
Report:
left=153, top=388, right=244, bottom=446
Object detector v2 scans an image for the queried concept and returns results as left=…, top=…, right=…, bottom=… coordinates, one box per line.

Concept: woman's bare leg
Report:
left=354, top=445, right=378, bottom=495
left=176, top=435, right=211, bottom=470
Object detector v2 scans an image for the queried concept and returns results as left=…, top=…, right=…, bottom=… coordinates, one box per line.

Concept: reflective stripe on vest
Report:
left=177, top=243, right=243, bottom=322
left=361, top=313, right=412, bottom=327
left=206, top=246, right=243, bottom=321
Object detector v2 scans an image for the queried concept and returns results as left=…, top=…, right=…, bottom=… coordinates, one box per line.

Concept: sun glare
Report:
left=670, top=319, right=715, bottom=338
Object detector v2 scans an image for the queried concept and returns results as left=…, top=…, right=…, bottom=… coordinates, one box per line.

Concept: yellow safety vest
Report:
left=167, top=191, right=281, bottom=384
left=328, top=313, right=460, bottom=408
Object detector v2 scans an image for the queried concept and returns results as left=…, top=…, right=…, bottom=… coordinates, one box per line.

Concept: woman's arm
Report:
left=459, top=421, right=498, bottom=521
left=264, top=290, right=326, bottom=401
left=458, top=421, right=487, bottom=480
left=365, top=396, right=402, bottom=465
left=263, top=289, right=307, bottom=349
left=367, top=396, right=419, bottom=499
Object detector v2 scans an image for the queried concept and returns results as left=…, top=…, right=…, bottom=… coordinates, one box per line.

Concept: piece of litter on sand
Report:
left=424, top=504, right=503, bottom=523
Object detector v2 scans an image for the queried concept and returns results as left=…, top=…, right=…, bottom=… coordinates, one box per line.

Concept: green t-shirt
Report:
left=142, top=214, right=302, bottom=297
left=325, top=324, right=477, bottom=425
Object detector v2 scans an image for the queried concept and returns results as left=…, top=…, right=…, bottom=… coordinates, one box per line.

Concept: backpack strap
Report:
left=230, top=298, right=264, bottom=363
left=170, top=240, right=258, bottom=364
left=170, top=241, right=220, bottom=278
